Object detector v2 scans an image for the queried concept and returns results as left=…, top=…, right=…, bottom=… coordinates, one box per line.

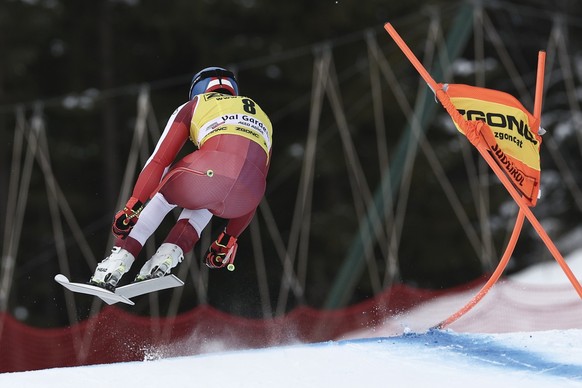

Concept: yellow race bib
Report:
left=190, top=93, right=273, bottom=156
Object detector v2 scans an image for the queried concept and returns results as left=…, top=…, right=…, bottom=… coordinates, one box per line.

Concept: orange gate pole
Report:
left=434, top=51, right=547, bottom=328
left=384, top=22, right=582, bottom=328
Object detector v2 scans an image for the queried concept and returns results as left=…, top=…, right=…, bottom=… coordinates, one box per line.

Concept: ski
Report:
left=116, top=274, right=184, bottom=299
left=54, top=274, right=184, bottom=305
left=54, top=274, right=134, bottom=305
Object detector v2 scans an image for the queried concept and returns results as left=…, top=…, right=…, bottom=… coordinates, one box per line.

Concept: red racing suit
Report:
left=131, top=92, right=272, bottom=237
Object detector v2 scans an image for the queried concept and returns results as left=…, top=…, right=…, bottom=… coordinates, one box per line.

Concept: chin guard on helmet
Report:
left=189, top=67, right=239, bottom=99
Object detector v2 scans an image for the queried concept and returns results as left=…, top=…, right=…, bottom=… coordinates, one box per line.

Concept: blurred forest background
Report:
left=2, top=0, right=582, bottom=328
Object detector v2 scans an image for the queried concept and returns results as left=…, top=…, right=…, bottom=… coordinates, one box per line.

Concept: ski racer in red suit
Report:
left=90, top=67, right=273, bottom=291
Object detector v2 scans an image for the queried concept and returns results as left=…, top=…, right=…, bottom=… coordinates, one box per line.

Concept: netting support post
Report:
left=324, top=3, right=474, bottom=309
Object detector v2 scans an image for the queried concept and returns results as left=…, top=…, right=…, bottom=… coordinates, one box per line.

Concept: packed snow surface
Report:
left=2, top=250, right=582, bottom=387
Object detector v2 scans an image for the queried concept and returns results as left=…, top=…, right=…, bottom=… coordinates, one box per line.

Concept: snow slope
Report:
left=2, top=250, right=582, bottom=387
left=1, top=329, right=581, bottom=387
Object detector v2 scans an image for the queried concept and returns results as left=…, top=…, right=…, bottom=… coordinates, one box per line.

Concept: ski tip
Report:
left=54, top=274, right=69, bottom=283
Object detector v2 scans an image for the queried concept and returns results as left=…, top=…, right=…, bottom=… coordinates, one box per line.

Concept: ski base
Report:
left=54, top=274, right=184, bottom=305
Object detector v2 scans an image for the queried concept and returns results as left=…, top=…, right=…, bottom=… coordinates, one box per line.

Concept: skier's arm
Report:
left=131, top=100, right=196, bottom=203
left=112, top=100, right=195, bottom=238
left=204, top=209, right=257, bottom=269
left=224, top=209, right=257, bottom=237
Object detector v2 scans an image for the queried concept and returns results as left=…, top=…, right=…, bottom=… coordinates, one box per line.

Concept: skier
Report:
left=89, top=66, right=273, bottom=291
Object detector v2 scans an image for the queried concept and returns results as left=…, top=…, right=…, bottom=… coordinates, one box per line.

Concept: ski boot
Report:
left=89, top=247, right=135, bottom=291
left=135, top=243, right=184, bottom=281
